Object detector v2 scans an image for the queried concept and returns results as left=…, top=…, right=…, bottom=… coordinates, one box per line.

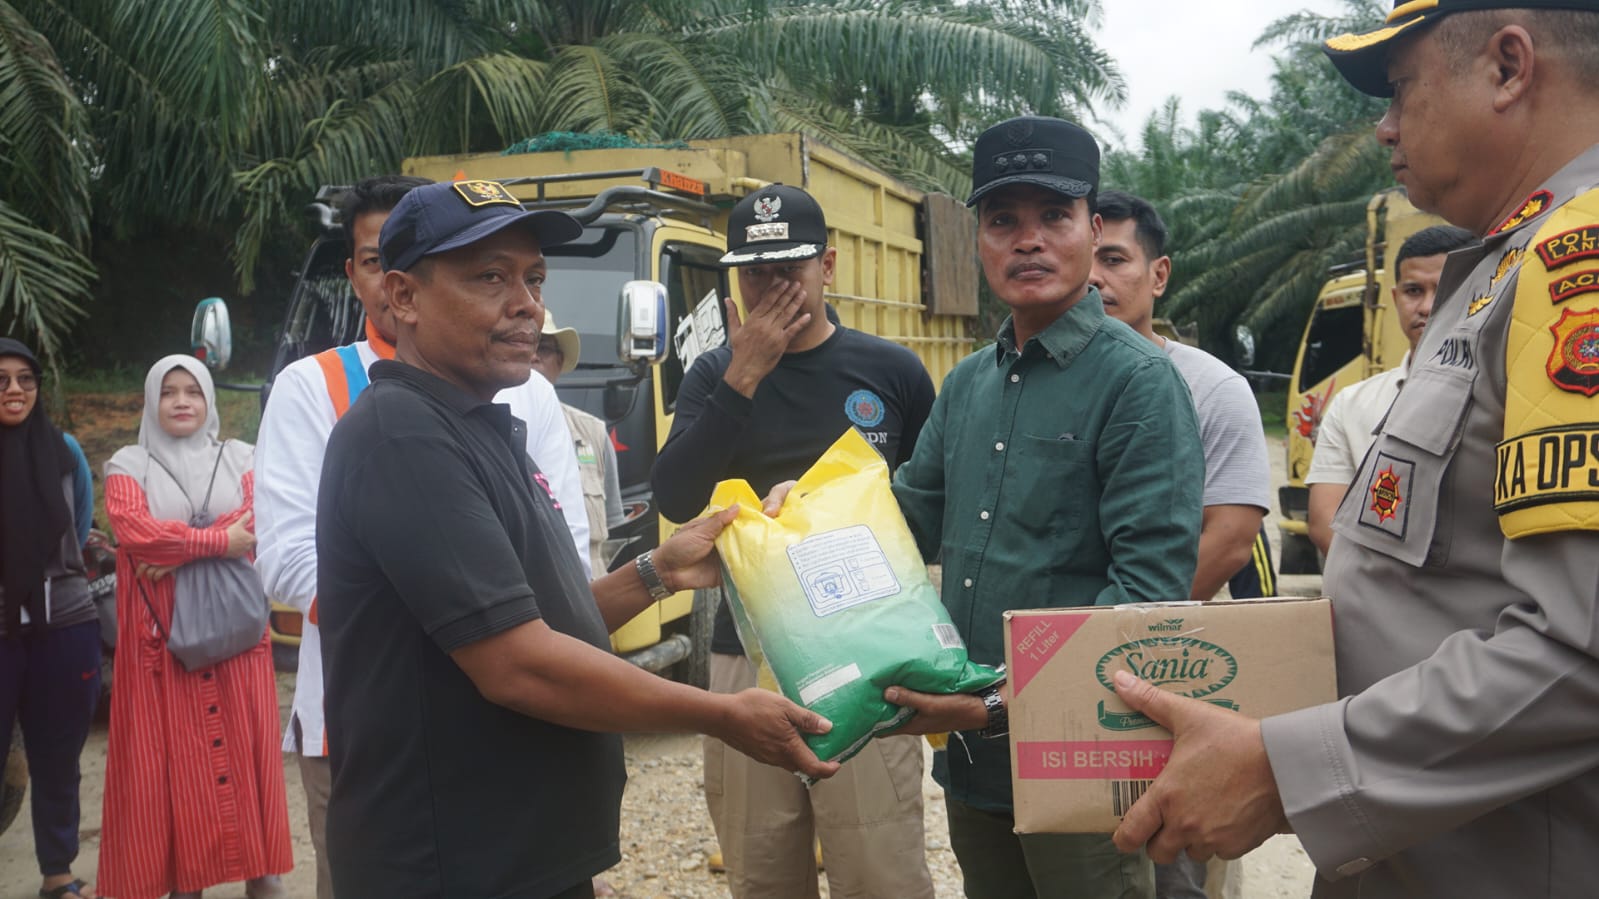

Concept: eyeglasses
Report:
left=0, top=373, right=38, bottom=392
left=535, top=339, right=564, bottom=358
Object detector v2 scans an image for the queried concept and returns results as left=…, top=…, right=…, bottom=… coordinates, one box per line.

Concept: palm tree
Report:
left=3, top=0, right=1125, bottom=361
left=1101, top=0, right=1390, bottom=370
left=0, top=0, right=95, bottom=363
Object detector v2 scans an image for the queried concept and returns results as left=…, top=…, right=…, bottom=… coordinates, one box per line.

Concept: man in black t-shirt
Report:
left=651, top=184, right=937, bottom=899
left=317, top=180, right=839, bottom=899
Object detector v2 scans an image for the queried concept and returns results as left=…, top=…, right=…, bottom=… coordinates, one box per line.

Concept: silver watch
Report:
left=976, top=682, right=1008, bottom=739
left=635, top=551, right=673, bottom=601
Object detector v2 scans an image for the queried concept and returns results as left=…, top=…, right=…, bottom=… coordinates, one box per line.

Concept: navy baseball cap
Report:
left=967, top=116, right=1100, bottom=208
left=1324, top=0, right=1599, bottom=97
left=380, top=180, right=584, bottom=272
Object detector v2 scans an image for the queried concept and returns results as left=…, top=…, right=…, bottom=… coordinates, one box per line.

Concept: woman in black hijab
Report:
left=0, top=338, right=101, bottom=899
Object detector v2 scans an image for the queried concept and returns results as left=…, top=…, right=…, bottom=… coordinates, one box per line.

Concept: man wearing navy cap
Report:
left=871, top=117, right=1204, bottom=897
left=316, top=180, right=839, bottom=899
left=652, top=183, right=937, bottom=898
left=1105, top=3, right=1599, bottom=897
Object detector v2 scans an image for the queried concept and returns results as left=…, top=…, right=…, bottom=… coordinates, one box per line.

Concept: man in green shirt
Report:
left=884, top=116, right=1204, bottom=898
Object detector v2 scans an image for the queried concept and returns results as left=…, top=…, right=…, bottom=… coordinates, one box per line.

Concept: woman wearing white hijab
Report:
left=98, top=356, right=290, bottom=899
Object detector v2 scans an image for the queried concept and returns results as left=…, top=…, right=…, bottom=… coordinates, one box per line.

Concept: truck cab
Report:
left=199, top=133, right=978, bottom=683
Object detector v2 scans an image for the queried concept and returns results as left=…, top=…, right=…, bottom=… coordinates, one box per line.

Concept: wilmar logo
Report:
left=1094, top=637, right=1238, bottom=730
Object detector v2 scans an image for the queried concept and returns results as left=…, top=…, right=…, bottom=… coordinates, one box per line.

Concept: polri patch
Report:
left=1546, top=306, right=1599, bottom=396
left=452, top=179, right=520, bottom=208
left=1549, top=268, right=1599, bottom=305
left=1536, top=225, right=1599, bottom=270
left=1357, top=452, right=1414, bottom=539
left=1493, top=190, right=1554, bottom=234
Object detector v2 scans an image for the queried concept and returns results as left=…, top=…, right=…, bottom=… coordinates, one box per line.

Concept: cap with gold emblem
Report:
left=1324, top=0, right=1599, bottom=97
left=380, top=179, right=584, bottom=272
left=720, top=184, right=829, bottom=267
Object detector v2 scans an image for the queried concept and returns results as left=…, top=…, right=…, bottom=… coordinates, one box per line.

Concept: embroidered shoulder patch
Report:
left=1536, top=225, right=1599, bottom=269
left=1498, top=185, right=1599, bottom=538
left=1492, top=190, right=1554, bottom=235
left=1549, top=269, right=1599, bottom=305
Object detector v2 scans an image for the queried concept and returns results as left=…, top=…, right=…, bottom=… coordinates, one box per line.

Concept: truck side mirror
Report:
left=192, top=297, right=233, bottom=370
left=618, top=280, right=669, bottom=366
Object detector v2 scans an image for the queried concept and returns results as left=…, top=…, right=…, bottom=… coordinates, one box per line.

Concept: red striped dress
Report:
left=97, top=471, right=293, bottom=899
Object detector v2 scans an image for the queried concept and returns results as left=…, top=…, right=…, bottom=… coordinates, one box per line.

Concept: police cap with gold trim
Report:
left=1325, top=0, right=1599, bottom=97
left=380, top=179, right=583, bottom=272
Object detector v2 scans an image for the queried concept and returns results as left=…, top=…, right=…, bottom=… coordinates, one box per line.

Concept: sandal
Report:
left=39, top=879, right=91, bottom=899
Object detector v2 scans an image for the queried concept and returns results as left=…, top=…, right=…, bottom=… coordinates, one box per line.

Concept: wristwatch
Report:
left=976, top=680, right=1008, bottom=740
left=635, top=551, right=673, bottom=602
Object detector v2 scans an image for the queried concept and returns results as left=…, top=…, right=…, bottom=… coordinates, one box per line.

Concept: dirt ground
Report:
left=1, top=432, right=1322, bottom=898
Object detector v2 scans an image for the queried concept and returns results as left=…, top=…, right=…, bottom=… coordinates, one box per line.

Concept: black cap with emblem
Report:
left=380, top=179, right=584, bottom=272
left=1324, top=0, right=1599, bottom=97
left=720, top=184, right=829, bottom=267
left=967, top=116, right=1100, bottom=209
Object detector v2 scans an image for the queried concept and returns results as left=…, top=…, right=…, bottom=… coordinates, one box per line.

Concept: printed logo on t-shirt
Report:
left=844, top=389, right=886, bottom=428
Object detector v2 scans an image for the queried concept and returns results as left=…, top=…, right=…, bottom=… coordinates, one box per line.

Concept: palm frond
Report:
left=0, top=199, right=94, bottom=359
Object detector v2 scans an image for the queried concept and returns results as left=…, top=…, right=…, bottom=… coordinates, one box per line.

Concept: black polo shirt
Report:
left=317, top=360, right=625, bottom=899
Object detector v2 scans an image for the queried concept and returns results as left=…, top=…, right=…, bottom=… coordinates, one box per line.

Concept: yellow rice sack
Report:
left=708, top=429, right=1002, bottom=764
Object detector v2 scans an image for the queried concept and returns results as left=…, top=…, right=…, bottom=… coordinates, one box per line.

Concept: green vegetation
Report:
left=1103, top=0, right=1392, bottom=374
left=2, top=0, right=1126, bottom=368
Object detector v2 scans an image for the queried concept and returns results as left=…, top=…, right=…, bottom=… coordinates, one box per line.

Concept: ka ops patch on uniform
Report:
left=1497, top=186, right=1599, bottom=538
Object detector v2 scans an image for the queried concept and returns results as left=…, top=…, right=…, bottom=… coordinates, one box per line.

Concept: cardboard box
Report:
left=1004, top=597, right=1336, bottom=833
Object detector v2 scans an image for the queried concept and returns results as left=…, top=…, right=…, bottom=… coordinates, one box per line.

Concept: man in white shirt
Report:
left=252, top=175, right=589, bottom=899
left=1306, top=225, right=1477, bottom=555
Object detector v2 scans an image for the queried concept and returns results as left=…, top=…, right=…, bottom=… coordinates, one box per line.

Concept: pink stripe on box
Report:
left=1009, top=614, right=1091, bottom=696
left=1015, top=740, right=1174, bottom=780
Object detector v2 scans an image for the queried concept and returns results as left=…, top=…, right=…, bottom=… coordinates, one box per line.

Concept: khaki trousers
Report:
left=704, top=653, right=934, bottom=899
left=297, top=753, right=334, bottom=899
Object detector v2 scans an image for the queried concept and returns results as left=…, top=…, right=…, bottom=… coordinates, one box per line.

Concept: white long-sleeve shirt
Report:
left=255, top=338, right=589, bottom=756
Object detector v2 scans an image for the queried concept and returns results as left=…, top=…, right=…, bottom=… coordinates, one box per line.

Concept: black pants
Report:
left=0, top=619, right=101, bottom=876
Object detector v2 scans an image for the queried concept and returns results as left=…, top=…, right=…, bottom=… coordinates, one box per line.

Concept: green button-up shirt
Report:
left=892, top=289, right=1204, bottom=811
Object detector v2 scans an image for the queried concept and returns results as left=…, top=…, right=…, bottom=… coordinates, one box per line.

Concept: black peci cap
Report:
left=380, top=180, right=584, bottom=272
left=967, top=116, right=1100, bottom=208
left=1324, top=0, right=1599, bottom=97
left=720, top=184, right=829, bottom=267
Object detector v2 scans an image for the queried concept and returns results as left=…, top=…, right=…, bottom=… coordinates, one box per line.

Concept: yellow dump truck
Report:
left=1276, top=190, right=1444, bottom=573
left=200, top=134, right=979, bottom=679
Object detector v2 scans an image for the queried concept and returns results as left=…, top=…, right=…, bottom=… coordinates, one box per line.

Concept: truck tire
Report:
left=672, top=587, right=717, bottom=690
left=1, top=724, right=26, bottom=837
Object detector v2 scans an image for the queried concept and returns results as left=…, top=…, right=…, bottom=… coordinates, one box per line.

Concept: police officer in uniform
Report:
left=1101, top=2, right=1599, bottom=897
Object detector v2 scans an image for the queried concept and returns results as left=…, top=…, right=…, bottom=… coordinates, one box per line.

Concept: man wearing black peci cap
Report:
left=316, top=180, right=840, bottom=899
left=651, top=183, right=937, bottom=898
left=867, top=116, right=1204, bottom=897
left=1104, top=3, right=1599, bottom=897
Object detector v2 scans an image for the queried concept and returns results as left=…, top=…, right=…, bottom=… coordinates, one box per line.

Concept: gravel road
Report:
left=1, top=436, right=1320, bottom=898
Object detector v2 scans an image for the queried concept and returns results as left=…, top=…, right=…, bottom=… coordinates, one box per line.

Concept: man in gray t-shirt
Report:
left=1090, top=189, right=1273, bottom=899
left=1092, top=191, right=1272, bottom=600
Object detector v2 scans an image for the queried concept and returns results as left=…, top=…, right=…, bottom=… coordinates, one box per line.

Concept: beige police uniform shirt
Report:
left=1262, top=144, right=1599, bottom=898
